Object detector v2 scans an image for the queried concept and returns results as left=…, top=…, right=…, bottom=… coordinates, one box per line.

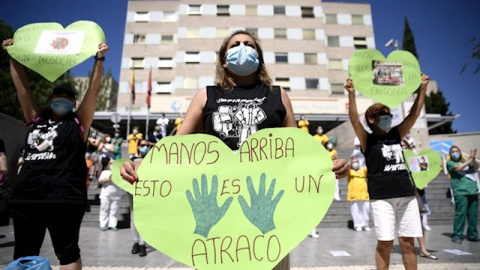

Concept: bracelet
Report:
left=94, top=53, right=105, bottom=62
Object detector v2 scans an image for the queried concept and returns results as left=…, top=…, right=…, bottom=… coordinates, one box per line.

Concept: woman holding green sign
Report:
left=2, top=38, right=108, bottom=270
left=446, top=146, right=478, bottom=244
left=345, top=74, right=429, bottom=270
left=120, top=30, right=349, bottom=269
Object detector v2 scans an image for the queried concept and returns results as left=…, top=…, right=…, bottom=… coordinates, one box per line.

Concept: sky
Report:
left=1, top=0, right=479, bottom=133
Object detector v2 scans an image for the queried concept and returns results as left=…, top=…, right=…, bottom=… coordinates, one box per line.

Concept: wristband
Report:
left=94, top=53, right=105, bottom=62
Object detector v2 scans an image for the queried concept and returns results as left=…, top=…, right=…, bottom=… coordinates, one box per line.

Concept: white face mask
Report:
left=106, top=137, right=111, bottom=143
left=326, top=143, right=333, bottom=150
left=133, top=130, right=138, bottom=135
left=352, top=163, right=359, bottom=170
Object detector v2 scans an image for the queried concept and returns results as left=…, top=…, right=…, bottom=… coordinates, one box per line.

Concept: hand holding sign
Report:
left=6, top=20, right=105, bottom=82
left=112, top=128, right=336, bottom=270
left=348, top=49, right=422, bottom=108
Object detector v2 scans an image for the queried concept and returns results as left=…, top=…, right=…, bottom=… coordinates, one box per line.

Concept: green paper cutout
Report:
left=348, top=49, right=422, bottom=108
left=403, top=149, right=442, bottom=189
left=7, top=20, right=105, bottom=82
left=111, top=128, right=335, bottom=270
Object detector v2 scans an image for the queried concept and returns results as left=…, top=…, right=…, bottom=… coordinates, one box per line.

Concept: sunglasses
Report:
left=140, top=144, right=148, bottom=147
left=376, top=112, right=393, bottom=117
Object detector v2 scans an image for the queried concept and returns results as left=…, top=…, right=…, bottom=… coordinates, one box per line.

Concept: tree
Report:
left=402, top=18, right=418, bottom=59
left=424, top=89, right=456, bottom=134
left=461, top=35, right=480, bottom=74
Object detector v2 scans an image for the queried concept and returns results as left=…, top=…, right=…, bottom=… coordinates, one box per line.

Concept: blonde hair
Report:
left=215, top=30, right=273, bottom=92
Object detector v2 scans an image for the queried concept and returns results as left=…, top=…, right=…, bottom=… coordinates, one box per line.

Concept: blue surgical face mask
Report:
left=51, top=97, right=74, bottom=116
left=378, top=115, right=392, bottom=132
left=451, top=152, right=460, bottom=161
left=226, top=43, right=260, bottom=76
left=139, top=146, right=149, bottom=155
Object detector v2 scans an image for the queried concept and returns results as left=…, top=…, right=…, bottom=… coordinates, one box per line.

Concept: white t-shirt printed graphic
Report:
left=25, top=122, right=61, bottom=161
left=381, top=144, right=406, bottom=172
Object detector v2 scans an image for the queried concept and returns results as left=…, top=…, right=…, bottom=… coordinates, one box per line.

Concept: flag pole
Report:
left=145, top=67, right=152, bottom=137
left=127, top=66, right=134, bottom=139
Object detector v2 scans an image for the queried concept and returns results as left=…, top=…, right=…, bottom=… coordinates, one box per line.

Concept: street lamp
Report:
left=385, top=38, right=399, bottom=50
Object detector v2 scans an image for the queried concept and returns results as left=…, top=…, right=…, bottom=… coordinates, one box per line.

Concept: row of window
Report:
left=129, top=54, right=345, bottom=69
left=128, top=78, right=346, bottom=94
left=130, top=32, right=368, bottom=49
left=184, top=4, right=315, bottom=18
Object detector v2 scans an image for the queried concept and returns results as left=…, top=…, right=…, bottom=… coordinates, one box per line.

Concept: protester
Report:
left=170, top=113, right=184, bottom=136
left=298, top=115, right=309, bottom=132
left=446, top=146, right=479, bottom=244
left=98, top=161, right=124, bottom=231
left=155, top=113, right=169, bottom=139
left=325, top=141, right=341, bottom=201
left=127, top=126, right=142, bottom=159
left=313, top=125, right=329, bottom=145
left=147, top=125, right=163, bottom=146
left=98, top=134, right=114, bottom=172
left=3, top=38, right=108, bottom=270
left=112, top=130, right=123, bottom=160
left=345, top=157, right=370, bottom=232
left=120, top=30, right=349, bottom=270
left=345, top=73, right=429, bottom=270
left=86, top=129, right=100, bottom=181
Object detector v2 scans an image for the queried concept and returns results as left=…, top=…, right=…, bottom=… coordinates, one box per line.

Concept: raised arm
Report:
left=3, top=39, right=43, bottom=123
left=280, top=87, right=296, bottom=127
left=397, top=73, right=429, bottom=138
left=176, top=88, right=207, bottom=135
left=76, top=42, right=109, bottom=140
left=345, top=78, right=367, bottom=152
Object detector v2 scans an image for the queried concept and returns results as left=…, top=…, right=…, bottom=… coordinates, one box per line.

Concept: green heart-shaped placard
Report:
left=7, top=20, right=105, bottom=82
left=403, top=149, right=442, bottom=189
left=348, top=49, right=422, bottom=108
left=112, top=128, right=335, bottom=270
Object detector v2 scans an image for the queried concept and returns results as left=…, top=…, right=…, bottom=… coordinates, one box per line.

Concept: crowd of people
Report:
left=1, top=28, right=478, bottom=270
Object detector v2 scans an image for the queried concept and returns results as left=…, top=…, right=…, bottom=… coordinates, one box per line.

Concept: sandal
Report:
left=419, top=252, right=438, bottom=260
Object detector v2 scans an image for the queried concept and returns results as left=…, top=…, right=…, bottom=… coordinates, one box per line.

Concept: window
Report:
left=134, top=12, right=149, bottom=22
left=216, top=28, right=230, bottom=38
left=274, top=6, right=285, bottom=15
left=246, top=28, right=257, bottom=36
left=130, top=57, right=144, bottom=69
left=304, top=53, right=317, bottom=65
left=276, top=78, right=290, bottom=91
left=303, top=29, right=315, bottom=40
left=155, top=82, right=172, bottom=94
left=331, top=83, right=345, bottom=94
left=274, top=28, right=287, bottom=39
left=185, top=51, right=200, bottom=64
left=354, top=37, right=368, bottom=49
left=327, top=36, right=340, bottom=47
left=133, top=34, right=146, bottom=44
left=329, top=59, right=343, bottom=70
left=217, top=5, right=229, bottom=16
left=306, top=78, right=319, bottom=89
left=186, top=27, right=200, bottom=38
left=301, top=7, right=314, bottom=18
left=183, top=77, right=198, bottom=89
left=245, top=5, right=257, bottom=16
left=188, top=4, right=201, bottom=16
left=158, top=57, right=174, bottom=69
left=275, top=53, right=288, bottom=63
left=325, top=14, right=337, bottom=24
left=162, top=11, right=176, bottom=21
left=161, top=35, right=174, bottom=44
left=352, top=14, right=364, bottom=25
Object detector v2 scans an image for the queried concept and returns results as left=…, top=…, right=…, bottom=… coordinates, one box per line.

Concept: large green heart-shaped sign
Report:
left=348, top=49, right=422, bottom=108
left=112, top=128, right=335, bottom=270
left=403, top=149, right=442, bottom=189
left=7, top=20, right=105, bottom=82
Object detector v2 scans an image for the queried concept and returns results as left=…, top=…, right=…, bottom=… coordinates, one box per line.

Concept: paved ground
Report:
left=0, top=224, right=479, bottom=269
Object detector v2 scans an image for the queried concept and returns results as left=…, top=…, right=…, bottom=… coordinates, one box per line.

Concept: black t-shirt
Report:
left=9, top=111, right=88, bottom=205
left=364, top=127, right=415, bottom=200
left=203, top=83, right=286, bottom=151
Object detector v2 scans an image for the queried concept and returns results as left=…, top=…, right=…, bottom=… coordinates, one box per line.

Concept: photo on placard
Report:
left=372, top=61, right=404, bottom=86
left=408, top=155, right=429, bottom=172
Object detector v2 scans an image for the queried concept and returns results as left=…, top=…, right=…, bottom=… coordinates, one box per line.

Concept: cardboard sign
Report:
left=112, top=128, right=336, bottom=270
left=7, top=20, right=105, bottom=82
left=404, top=149, right=442, bottom=189
left=348, top=49, right=422, bottom=108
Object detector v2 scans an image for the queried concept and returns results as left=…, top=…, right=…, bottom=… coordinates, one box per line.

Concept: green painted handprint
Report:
left=238, top=173, right=284, bottom=234
left=186, top=174, right=233, bottom=238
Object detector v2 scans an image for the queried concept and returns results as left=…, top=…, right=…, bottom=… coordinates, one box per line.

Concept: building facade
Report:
left=118, top=0, right=376, bottom=121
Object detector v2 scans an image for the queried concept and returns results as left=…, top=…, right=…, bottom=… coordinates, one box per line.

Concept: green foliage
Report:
left=425, top=89, right=456, bottom=134
left=461, top=35, right=480, bottom=74
left=402, top=18, right=418, bottom=59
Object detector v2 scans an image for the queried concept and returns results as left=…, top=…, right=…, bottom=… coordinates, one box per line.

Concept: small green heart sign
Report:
left=112, top=128, right=335, bottom=270
left=348, top=49, right=422, bottom=108
left=403, top=149, right=442, bottom=189
left=7, top=20, right=105, bottom=82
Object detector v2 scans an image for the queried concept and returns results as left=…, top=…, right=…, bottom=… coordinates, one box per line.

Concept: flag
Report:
left=130, top=67, right=135, bottom=104
left=146, top=67, right=152, bottom=109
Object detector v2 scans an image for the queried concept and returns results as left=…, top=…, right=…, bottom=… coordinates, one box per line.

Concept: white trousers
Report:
left=350, top=201, right=370, bottom=228
left=99, top=196, right=121, bottom=228
left=129, top=195, right=145, bottom=245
